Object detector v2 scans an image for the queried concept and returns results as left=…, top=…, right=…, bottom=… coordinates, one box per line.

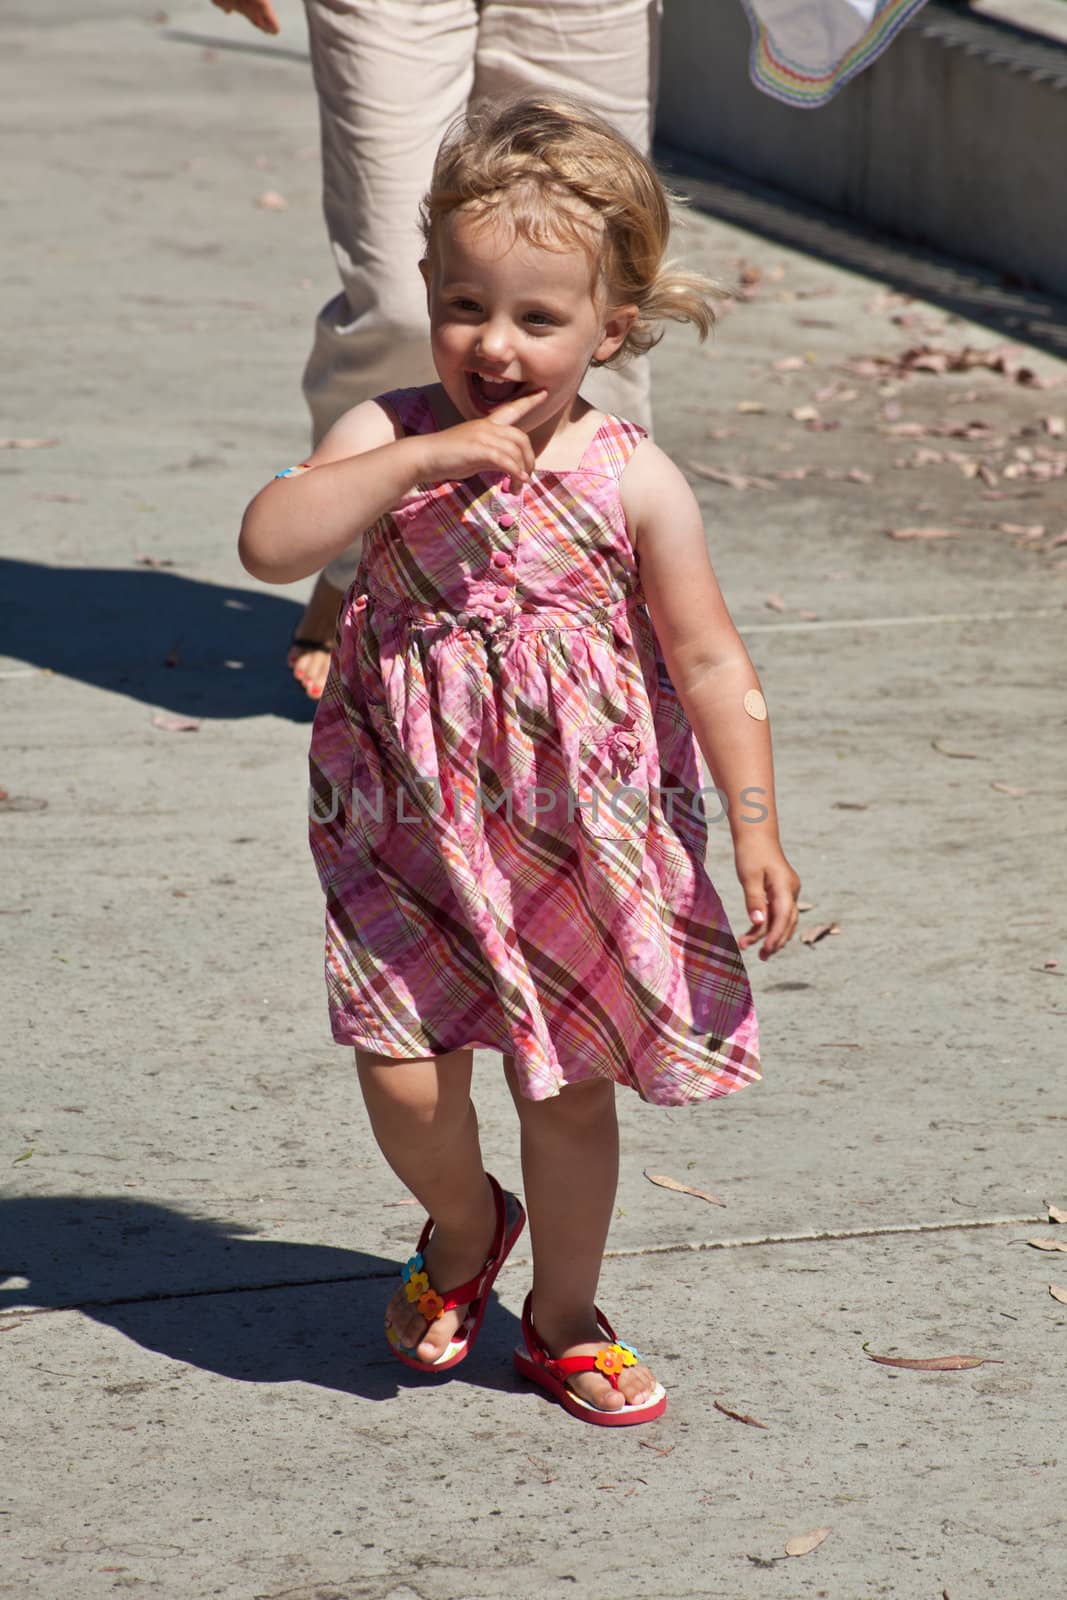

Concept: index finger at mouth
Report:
left=492, top=389, right=548, bottom=428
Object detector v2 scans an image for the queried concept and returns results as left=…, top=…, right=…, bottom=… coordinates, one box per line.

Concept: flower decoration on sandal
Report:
left=401, top=1253, right=425, bottom=1282
left=417, top=1288, right=446, bottom=1322
left=404, top=1270, right=429, bottom=1304
left=594, top=1346, right=625, bottom=1378
left=401, top=1253, right=430, bottom=1302
left=593, top=1342, right=640, bottom=1377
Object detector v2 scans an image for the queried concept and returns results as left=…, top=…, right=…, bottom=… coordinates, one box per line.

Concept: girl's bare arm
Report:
left=237, top=401, right=421, bottom=585
left=238, top=390, right=545, bottom=586
left=621, top=440, right=800, bottom=955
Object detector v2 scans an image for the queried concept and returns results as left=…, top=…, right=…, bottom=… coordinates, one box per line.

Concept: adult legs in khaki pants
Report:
left=290, top=0, right=662, bottom=698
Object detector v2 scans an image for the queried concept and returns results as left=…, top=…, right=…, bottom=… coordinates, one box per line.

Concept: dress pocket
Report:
left=575, top=712, right=650, bottom=843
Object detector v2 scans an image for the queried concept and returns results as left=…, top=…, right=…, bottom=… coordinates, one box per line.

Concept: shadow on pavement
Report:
left=0, top=559, right=317, bottom=723
left=0, top=1194, right=521, bottom=1399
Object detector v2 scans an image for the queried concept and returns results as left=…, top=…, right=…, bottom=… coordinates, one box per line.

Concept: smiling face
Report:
left=421, top=207, right=636, bottom=451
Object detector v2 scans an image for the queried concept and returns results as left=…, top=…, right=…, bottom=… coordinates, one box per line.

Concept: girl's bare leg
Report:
left=356, top=1046, right=497, bottom=1364
left=503, top=1059, right=657, bottom=1413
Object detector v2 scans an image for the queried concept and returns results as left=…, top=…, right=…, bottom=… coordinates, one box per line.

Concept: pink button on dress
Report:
left=308, top=387, right=760, bottom=1105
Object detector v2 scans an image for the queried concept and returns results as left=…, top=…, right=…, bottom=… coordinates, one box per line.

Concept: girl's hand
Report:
left=419, top=390, right=547, bottom=489
left=734, top=837, right=801, bottom=961
left=210, top=0, right=280, bottom=35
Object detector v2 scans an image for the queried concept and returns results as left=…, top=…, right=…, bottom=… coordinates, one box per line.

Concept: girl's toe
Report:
left=569, top=1372, right=625, bottom=1412
left=619, top=1363, right=657, bottom=1406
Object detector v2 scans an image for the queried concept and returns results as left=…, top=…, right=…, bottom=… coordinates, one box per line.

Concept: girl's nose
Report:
left=476, top=320, right=514, bottom=364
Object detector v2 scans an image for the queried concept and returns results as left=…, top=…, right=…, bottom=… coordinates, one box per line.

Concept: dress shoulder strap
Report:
left=374, top=387, right=437, bottom=437
left=577, top=414, right=649, bottom=479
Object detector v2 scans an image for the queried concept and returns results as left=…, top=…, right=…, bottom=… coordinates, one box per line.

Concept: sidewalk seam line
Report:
left=740, top=606, right=1066, bottom=634
left=0, top=1214, right=1045, bottom=1319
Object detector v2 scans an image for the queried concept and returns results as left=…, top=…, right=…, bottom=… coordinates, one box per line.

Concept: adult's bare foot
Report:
left=288, top=572, right=345, bottom=700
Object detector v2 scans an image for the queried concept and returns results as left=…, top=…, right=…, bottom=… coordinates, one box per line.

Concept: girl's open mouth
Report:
left=467, top=372, right=528, bottom=414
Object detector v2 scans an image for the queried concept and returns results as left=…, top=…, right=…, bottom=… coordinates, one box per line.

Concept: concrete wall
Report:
left=657, top=1, right=1067, bottom=299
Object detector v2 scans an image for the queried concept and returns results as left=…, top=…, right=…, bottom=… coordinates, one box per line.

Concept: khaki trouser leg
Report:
left=471, top=0, right=662, bottom=430
left=302, top=0, right=662, bottom=590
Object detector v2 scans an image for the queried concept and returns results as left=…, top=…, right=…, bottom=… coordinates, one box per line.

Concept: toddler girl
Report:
left=239, top=95, right=800, bottom=1426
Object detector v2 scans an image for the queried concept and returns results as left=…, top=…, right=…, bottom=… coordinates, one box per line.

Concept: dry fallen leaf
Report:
left=790, top=405, right=820, bottom=423
left=800, top=922, right=840, bottom=945
left=714, top=1400, right=769, bottom=1429
left=1043, top=415, right=1066, bottom=436
left=685, top=462, right=771, bottom=491
left=865, top=1352, right=1001, bottom=1370
left=150, top=714, right=202, bottom=733
left=1049, top=1284, right=1067, bottom=1304
left=773, top=356, right=805, bottom=372
left=931, top=738, right=979, bottom=760
left=737, top=400, right=766, bottom=414
left=256, top=189, right=288, bottom=211
left=881, top=421, right=927, bottom=438
left=785, top=1527, right=831, bottom=1558
left=764, top=593, right=786, bottom=612
left=990, top=782, right=1030, bottom=797
left=0, top=437, right=59, bottom=450
left=643, top=1170, right=726, bottom=1207
left=1025, top=1237, right=1067, bottom=1253
left=847, top=341, right=1061, bottom=387
left=887, top=526, right=958, bottom=541
left=1048, top=1204, right=1067, bottom=1224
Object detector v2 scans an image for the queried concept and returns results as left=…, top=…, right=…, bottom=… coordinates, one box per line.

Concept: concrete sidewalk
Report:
left=2, top=5, right=1065, bottom=1597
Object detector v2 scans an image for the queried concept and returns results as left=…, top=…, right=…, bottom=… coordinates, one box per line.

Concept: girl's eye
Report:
left=526, top=313, right=556, bottom=328
left=452, top=298, right=481, bottom=313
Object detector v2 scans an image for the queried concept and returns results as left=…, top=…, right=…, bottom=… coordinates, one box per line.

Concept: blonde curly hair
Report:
left=419, top=93, right=718, bottom=367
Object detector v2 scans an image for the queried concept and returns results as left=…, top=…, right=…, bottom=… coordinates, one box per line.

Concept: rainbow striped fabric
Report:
left=743, top=0, right=930, bottom=106
left=307, top=388, right=760, bottom=1106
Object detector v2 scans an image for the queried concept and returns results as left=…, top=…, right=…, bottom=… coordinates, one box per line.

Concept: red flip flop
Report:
left=386, top=1173, right=526, bottom=1373
left=513, top=1292, right=667, bottom=1426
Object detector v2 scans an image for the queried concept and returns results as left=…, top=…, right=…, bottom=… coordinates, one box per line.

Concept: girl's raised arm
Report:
left=621, top=441, right=800, bottom=958
left=237, top=400, right=421, bottom=585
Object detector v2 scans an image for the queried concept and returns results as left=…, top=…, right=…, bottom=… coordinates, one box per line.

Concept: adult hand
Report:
left=210, top=0, right=280, bottom=36
left=420, top=390, right=548, bottom=489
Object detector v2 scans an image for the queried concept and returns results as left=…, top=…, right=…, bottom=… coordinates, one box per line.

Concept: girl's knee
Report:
left=521, top=1075, right=616, bottom=1133
left=355, top=1047, right=474, bottom=1132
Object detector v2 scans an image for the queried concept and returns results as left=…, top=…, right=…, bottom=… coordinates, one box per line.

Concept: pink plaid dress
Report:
left=308, top=387, right=760, bottom=1105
